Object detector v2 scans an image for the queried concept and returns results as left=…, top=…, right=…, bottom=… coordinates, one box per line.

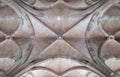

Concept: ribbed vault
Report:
left=0, top=0, right=119, bottom=77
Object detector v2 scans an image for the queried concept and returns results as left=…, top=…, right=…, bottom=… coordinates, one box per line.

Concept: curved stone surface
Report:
left=18, top=58, right=100, bottom=77
left=105, top=58, right=120, bottom=74
left=86, top=2, right=120, bottom=75
left=0, top=0, right=119, bottom=77
left=0, top=1, right=34, bottom=75
left=15, top=0, right=105, bottom=36
left=21, top=0, right=100, bottom=9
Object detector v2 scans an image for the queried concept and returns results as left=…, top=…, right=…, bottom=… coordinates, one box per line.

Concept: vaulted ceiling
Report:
left=0, top=0, right=120, bottom=77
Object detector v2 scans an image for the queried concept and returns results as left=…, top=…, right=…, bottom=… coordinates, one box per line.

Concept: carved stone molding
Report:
left=0, top=0, right=34, bottom=76
left=0, top=0, right=119, bottom=77
left=16, top=58, right=100, bottom=77
left=86, top=1, right=120, bottom=77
